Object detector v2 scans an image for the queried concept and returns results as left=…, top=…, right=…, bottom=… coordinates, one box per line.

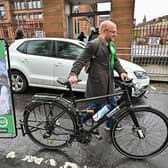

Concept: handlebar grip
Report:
left=57, top=78, right=82, bottom=86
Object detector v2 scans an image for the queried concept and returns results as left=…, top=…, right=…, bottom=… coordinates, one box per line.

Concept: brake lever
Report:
left=124, top=78, right=133, bottom=83
left=77, top=79, right=82, bottom=83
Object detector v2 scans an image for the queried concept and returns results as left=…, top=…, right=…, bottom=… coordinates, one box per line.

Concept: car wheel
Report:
left=11, top=70, right=28, bottom=93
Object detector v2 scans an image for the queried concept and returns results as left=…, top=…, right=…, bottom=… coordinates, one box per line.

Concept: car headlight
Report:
left=134, top=71, right=148, bottom=79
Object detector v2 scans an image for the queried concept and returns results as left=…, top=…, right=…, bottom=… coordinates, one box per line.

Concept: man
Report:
left=15, top=28, right=24, bottom=40
left=77, top=32, right=87, bottom=42
left=88, top=28, right=99, bottom=41
left=69, top=20, right=127, bottom=129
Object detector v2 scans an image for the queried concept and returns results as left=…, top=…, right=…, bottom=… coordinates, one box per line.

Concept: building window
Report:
left=22, top=14, right=27, bottom=20
left=28, top=0, right=42, bottom=9
left=15, top=15, right=19, bottom=20
left=38, top=13, right=42, bottom=19
left=20, top=2, right=25, bottom=9
left=34, top=13, right=38, bottom=19
left=18, top=14, right=22, bottom=20
left=29, top=13, right=42, bottom=20
left=29, top=14, right=34, bottom=19
left=15, top=14, right=27, bottom=21
left=28, top=1, right=33, bottom=9
left=32, top=1, right=37, bottom=8
left=37, top=0, right=42, bottom=8
left=14, top=1, right=26, bottom=10
left=16, top=2, right=21, bottom=10
left=0, top=5, right=5, bottom=19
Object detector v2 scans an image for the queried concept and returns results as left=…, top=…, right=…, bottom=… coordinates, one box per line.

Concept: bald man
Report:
left=68, top=20, right=127, bottom=129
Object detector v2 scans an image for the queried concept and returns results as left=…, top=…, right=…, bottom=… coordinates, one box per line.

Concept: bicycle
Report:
left=20, top=78, right=168, bottom=159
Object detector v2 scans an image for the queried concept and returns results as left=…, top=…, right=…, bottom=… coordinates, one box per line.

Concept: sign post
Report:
left=0, top=39, right=17, bottom=138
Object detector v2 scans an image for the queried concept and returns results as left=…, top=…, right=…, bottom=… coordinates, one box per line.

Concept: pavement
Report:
left=0, top=83, right=168, bottom=168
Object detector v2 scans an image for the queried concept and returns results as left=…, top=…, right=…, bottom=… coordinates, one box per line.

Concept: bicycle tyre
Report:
left=110, top=106, right=168, bottom=159
left=24, top=101, right=77, bottom=149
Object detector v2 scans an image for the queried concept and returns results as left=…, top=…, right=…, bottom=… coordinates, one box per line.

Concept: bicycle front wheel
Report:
left=111, top=107, right=168, bottom=159
left=24, top=101, right=77, bottom=149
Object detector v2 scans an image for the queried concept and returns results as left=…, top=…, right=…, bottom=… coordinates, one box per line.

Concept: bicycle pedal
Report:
left=95, top=134, right=103, bottom=140
left=43, top=133, right=51, bottom=138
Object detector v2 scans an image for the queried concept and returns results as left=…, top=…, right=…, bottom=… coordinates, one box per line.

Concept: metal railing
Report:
left=0, top=20, right=44, bottom=43
left=131, top=23, right=168, bottom=81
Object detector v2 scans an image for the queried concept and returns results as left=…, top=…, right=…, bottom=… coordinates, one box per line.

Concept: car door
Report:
left=54, top=40, right=88, bottom=92
left=24, top=40, right=55, bottom=88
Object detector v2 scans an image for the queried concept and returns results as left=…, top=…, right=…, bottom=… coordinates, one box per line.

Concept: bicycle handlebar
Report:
left=116, top=78, right=135, bottom=89
left=57, top=77, right=134, bottom=89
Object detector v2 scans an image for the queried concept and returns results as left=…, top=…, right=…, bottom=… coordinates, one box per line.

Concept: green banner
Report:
left=0, top=40, right=5, bottom=60
left=0, top=39, right=17, bottom=138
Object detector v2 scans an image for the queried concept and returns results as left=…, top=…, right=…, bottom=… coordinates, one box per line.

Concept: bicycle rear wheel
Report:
left=111, top=107, right=168, bottom=159
left=24, top=101, right=77, bottom=149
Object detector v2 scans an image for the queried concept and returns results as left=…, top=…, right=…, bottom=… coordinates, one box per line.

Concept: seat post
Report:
left=67, top=83, right=77, bottom=108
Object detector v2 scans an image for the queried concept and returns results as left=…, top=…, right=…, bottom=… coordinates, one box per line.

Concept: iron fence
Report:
left=0, top=20, right=44, bottom=43
left=131, top=23, right=168, bottom=81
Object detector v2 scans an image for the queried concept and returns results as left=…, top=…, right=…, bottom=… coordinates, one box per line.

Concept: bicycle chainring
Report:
left=76, top=129, right=92, bottom=144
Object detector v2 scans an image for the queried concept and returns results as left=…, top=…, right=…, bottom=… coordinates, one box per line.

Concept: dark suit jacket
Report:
left=69, top=37, right=126, bottom=103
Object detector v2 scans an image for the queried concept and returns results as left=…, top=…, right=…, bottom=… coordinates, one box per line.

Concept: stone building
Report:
left=134, top=15, right=168, bottom=45
left=0, top=0, right=135, bottom=60
left=0, top=0, right=43, bottom=41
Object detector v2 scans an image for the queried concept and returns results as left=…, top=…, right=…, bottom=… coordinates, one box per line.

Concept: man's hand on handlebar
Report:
left=68, top=75, right=78, bottom=84
left=120, top=72, right=128, bottom=81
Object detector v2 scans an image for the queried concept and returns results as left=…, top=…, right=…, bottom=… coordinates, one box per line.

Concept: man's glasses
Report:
left=105, top=29, right=117, bottom=35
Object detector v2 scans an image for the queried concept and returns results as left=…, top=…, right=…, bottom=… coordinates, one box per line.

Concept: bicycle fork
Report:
left=129, top=106, right=145, bottom=139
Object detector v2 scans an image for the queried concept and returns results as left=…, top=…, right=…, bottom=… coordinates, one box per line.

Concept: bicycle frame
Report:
left=64, top=80, right=140, bottom=136
left=22, top=78, right=143, bottom=139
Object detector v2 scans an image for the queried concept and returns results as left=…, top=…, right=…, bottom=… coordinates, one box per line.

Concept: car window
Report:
left=17, top=41, right=28, bottom=53
left=56, top=41, right=83, bottom=60
left=26, top=40, right=53, bottom=57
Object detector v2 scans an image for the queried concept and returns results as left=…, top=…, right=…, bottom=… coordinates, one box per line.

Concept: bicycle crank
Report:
left=76, top=130, right=92, bottom=144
